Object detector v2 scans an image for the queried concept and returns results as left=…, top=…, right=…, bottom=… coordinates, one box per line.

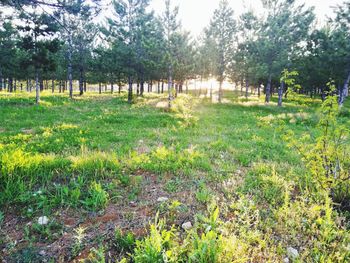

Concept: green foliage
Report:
left=0, top=211, right=4, bottom=227
left=72, top=227, right=87, bottom=257
left=83, top=182, right=109, bottom=211
left=242, top=164, right=289, bottom=206
left=126, top=146, right=209, bottom=175
left=114, top=228, right=136, bottom=254
left=132, top=218, right=178, bottom=263
left=187, top=230, right=223, bottom=263
left=85, top=246, right=106, bottom=263
left=195, top=182, right=212, bottom=204
left=70, top=151, right=120, bottom=179
left=26, top=220, right=63, bottom=243
left=286, top=82, right=350, bottom=202
left=281, top=69, right=301, bottom=100
left=1, top=92, right=349, bottom=261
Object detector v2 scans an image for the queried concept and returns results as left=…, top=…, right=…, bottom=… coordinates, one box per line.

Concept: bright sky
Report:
left=99, top=0, right=344, bottom=37
left=146, top=0, right=344, bottom=37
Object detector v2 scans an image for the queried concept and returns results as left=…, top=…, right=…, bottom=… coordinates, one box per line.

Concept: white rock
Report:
left=283, top=258, right=290, bottom=263
left=287, top=247, right=299, bottom=259
left=38, top=216, right=49, bottom=225
left=182, top=221, right=192, bottom=230
left=157, top=197, right=169, bottom=202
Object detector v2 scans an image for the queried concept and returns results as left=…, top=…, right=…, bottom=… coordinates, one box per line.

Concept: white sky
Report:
left=99, top=0, right=344, bottom=37
left=146, top=0, right=344, bottom=36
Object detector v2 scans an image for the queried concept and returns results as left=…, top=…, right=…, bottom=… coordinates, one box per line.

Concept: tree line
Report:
left=0, top=0, right=349, bottom=106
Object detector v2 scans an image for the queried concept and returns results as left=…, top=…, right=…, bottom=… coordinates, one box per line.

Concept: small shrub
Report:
left=187, top=230, right=223, bottom=263
left=28, top=220, right=63, bottom=242
left=242, top=164, right=288, bottom=206
left=72, top=227, right=86, bottom=257
left=114, top=228, right=135, bottom=253
left=132, top=218, right=179, bottom=263
left=195, top=182, right=212, bottom=204
left=285, top=82, right=350, bottom=206
left=83, top=182, right=109, bottom=211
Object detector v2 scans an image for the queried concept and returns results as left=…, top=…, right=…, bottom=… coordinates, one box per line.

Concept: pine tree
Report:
left=162, top=0, right=180, bottom=108
left=208, top=0, right=236, bottom=103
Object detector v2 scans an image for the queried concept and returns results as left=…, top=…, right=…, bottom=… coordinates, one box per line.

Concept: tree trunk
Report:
left=339, top=71, right=350, bottom=105
left=219, top=80, right=223, bottom=103
left=175, top=83, right=178, bottom=98
left=68, top=38, right=73, bottom=99
left=52, top=79, right=54, bottom=93
left=245, top=79, right=249, bottom=98
left=0, top=67, right=2, bottom=91
left=79, top=68, right=84, bottom=96
left=158, top=81, right=160, bottom=94
left=265, top=75, right=272, bottom=103
left=161, top=81, right=164, bottom=93
left=40, top=78, right=44, bottom=91
left=99, top=82, right=102, bottom=94
left=140, top=80, right=144, bottom=96
left=35, top=70, right=40, bottom=104
left=278, top=81, right=284, bottom=107
left=20, top=83, right=23, bottom=91
left=168, top=65, right=173, bottom=108
left=8, top=77, right=13, bottom=92
left=118, top=83, right=121, bottom=94
left=111, top=82, right=114, bottom=94
left=321, top=88, right=326, bottom=101
left=128, top=76, right=133, bottom=104
left=14, top=79, right=17, bottom=91
left=84, top=80, right=87, bottom=93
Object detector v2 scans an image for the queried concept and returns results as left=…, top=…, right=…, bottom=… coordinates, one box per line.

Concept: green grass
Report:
left=1, top=90, right=349, bottom=262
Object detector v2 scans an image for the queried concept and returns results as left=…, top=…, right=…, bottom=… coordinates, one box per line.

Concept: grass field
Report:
left=0, top=90, right=350, bottom=262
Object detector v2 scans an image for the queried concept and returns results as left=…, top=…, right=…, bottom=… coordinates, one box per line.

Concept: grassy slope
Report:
left=0, top=91, right=349, bottom=262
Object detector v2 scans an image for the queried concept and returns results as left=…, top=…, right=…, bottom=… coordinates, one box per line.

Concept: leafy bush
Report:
left=285, top=83, right=350, bottom=206
left=83, top=182, right=109, bottom=211
left=242, top=164, right=289, bottom=206
left=114, top=228, right=136, bottom=254
left=132, top=218, right=179, bottom=263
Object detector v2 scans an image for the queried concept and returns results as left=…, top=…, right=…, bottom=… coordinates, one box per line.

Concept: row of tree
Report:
left=0, top=0, right=349, bottom=106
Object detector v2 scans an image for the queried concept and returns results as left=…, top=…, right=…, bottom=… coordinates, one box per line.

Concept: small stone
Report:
left=182, top=221, right=192, bottom=230
left=157, top=197, right=169, bottom=202
left=287, top=247, right=299, bottom=259
left=283, top=258, right=290, bottom=263
left=38, top=216, right=49, bottom=225
left=39, top=250, right=46, bottom=256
